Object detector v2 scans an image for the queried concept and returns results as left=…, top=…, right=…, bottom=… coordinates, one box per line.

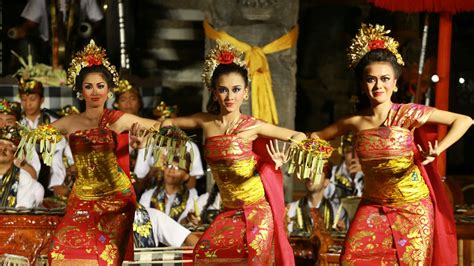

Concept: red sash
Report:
left=414, top=125, right=457, bottom=266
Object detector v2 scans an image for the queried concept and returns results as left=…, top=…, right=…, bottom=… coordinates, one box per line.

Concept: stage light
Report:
left=459, top=77, right=465, bottom=84
left=431, top=74, right=439, bottom=83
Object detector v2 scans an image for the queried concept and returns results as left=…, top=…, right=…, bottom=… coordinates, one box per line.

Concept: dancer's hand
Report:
left=130, top=122, right=150, bottom=149
left=266, top=139, right=290, bottom=170
left=417, top=140, right=439, bottom=165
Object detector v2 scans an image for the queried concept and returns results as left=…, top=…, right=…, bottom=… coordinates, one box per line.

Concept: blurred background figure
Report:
left=46, top=105, right=80, bottom=200
left=287, top=165, right=349, bottom=236
left=139, top=153, right=198, bottom=224
left=0, top=126, right=44, bottom=208
left=114, top=79, right=143, bottom=117
left=325, top=134, right=364, bottom=208
left=0, top=98, right=39, bottom=180
left=0, top=99, right=22, bottom=128
left=134, top=102, right=204, bottom=197
left=7, top=0, right=104, bottom=68
left=185, top=182, right=222, bottom=227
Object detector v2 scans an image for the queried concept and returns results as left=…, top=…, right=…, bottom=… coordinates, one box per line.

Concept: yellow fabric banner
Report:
left=203, top=18, right=299, bottom=125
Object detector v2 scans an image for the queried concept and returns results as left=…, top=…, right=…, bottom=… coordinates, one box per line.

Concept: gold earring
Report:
left=108, top=91, right=114, bottom=99
left=394, top=86, right=398, bottom=92
left=244, top=94, right=249, bottom=100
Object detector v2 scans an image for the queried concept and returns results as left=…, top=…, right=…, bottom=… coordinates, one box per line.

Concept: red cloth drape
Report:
left=368, top=0, right=474, bottom=13
left=414, top=125, right=457, bottom=266
left=103, top=109, right=135, bottom=261
left=254, top=138, right=295, bottom=266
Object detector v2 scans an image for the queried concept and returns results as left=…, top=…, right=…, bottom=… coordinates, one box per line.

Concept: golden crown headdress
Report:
left=57, top=105, right=80, bottom=117
left=0, top=98, right=21, bottom=117
left=153, top=101, right=178, bottom=119
left=202, top=42, right=248, bottom=89
left=113, top=79, right=139, bottom=96
left=67, top=40, right=119, bottom=91
left=347, top=24, right=405, bottom=69
left=0, top=126, right=21, bottom=146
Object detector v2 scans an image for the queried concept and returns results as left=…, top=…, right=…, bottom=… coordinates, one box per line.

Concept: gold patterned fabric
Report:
left=71, top=129, right=131, bottom=200
left=341, top=103, right=436, bottom=265
left=205, top=135, right=265, bottom=209
left=194, top=199, right=274, bottom=265
left=356, top=126, right=430, bottom=204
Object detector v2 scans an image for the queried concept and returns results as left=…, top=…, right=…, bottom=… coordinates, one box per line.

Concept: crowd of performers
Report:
left=0, top=23, right=472, bottom=266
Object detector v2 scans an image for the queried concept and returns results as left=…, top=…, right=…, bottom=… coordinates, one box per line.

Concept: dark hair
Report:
left=75, top=65, right=115, bottom=93
left=354, top=49, right=403, bottom=110
left=206, top=63, right=249, bottom=115
left=354, top=49, right=402, bottom=81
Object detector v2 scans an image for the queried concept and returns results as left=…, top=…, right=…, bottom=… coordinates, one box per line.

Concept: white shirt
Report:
left=139, top=187, right=198, bottom=224
left=31, top=179, right=45, bottom=206
left=21, top=0, right=103, bottom=42
left=134, top=142, right=204, bottom=179
left=48, top=138, right=74, bottom=189
left=25, top=146, right=42, bottom=179
left=0, top=168, right=44, bottom=208
left=145, top=207, right=191, bottom=247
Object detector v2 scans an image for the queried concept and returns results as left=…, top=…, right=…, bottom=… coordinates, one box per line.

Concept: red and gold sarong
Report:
left=341, top=103, right=450, bottom=265
left=49, top=110, right=136, bottom=265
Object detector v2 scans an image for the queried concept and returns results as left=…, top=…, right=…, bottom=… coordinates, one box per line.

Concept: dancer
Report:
left=311, top=24, right=472, bottom=265
left=17, top=40, right=161, bottom=265
left=136, top=42, right=306, bottom=265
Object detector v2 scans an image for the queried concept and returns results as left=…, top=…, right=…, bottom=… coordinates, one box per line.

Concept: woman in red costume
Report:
left=17, top=40, right=161, bottom=265
left=153, top=42, right=306, bottom=265
left=310, top=24, right=472, bottom=265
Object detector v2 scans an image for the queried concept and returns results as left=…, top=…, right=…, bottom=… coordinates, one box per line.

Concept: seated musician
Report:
left=47, top=105, right=80, bottom=199
left=8, top=0, right=104, bottom=65
left=134, top=102, right=204, bottom=196
left=139, top=152, right=198, bottom=224
left=324, top=134, right=364, bottom=207
left=0, top=126, right=44, bottom=208
left=185, top=182, right=222, bottom=226
left=0, top=98, right=39, bottom=180
left=287, top=165, right=349, bottom=235
left=134, top=205, right=199, bottom=248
